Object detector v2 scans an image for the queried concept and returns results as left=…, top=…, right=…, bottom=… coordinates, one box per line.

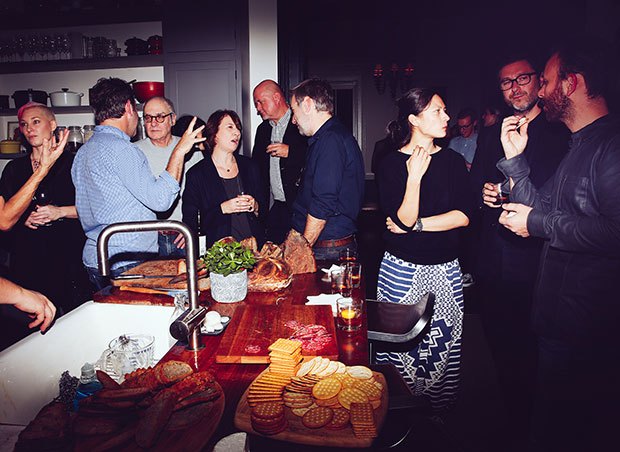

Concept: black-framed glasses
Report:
left=499, top=72, right=538, bottom=91
left=143, top=113, right=173, bottom=123
left=458, top=123, right=473, bottom=129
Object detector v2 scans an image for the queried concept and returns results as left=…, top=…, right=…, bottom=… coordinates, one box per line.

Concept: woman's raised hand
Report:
left=39, top=129, right=68, bottom=174
left=406, top=145, right=431, bottom=183
left=221, top=194, right=254, bottom=214
left=177, top=116, right=206, bottom=154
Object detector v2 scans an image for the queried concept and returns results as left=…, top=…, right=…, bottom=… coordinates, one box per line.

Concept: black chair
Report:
left=367, top=291, right=435, bottom=362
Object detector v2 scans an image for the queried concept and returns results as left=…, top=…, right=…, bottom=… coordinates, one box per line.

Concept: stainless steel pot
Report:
left=49, top=88, right=84, bottom=107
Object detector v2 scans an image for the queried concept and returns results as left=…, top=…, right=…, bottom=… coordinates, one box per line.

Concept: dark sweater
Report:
left=376, top=148, right=470, bottom=265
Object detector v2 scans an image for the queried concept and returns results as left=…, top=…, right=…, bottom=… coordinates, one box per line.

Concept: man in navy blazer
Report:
left=252, top=80, right=308, bottom=244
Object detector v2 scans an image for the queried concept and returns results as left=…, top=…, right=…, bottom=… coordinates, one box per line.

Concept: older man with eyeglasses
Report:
left=137, top=96, right=203, bottom=256
left=467, top=50, right=571, bottom=440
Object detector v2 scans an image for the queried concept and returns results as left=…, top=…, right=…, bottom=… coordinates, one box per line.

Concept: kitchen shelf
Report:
left=0, top=106, right=93, bottom=117
left=0, top=55, right=164, bottom=75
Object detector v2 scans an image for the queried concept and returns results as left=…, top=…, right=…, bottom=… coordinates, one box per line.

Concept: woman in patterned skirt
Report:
left=375, top=88, right=471, bottom=414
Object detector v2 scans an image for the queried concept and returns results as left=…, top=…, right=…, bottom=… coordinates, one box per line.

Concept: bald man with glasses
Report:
left=137, top=96, right=203, bottom=256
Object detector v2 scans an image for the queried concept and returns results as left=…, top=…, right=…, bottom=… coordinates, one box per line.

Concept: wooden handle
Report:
left=119, top=286, right=170, bottom=295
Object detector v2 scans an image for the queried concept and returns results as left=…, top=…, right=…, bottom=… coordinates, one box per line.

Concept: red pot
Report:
left=132, top=81, right=164, bottom=103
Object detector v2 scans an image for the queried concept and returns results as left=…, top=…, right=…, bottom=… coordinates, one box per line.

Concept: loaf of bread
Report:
left=282, top=229, right=317, bottom=274
left=248, top=257, right=293, bottom=292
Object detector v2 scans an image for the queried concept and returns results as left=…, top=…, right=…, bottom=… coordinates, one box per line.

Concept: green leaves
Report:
left=201, top=240, right=256, bottom=276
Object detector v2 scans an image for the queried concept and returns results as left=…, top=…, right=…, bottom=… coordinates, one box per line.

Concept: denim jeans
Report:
left=86, top=261, right=143, bottom=292
left=158, top=232, right=185, bottom=257
left=312, top=240, right=357, bottom=262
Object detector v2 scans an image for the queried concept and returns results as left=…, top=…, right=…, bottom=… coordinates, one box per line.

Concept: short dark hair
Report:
left=554, top=34, right=614, bottom=100
left=495, top=48, right=542, bottom=81
left=90, top=77, right=136, bottom=125
left=204, top=110, right=242, bottom=152
left=456, top=108, right=476, bottom=121
left=388, top=87, right=438, bottom=149
left=172, top=115, right=206, bottom=137
left=290, top=78, right=334, bottom=115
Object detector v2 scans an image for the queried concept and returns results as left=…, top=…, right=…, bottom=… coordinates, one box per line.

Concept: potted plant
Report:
left=202, top=240, right=256, bottom=303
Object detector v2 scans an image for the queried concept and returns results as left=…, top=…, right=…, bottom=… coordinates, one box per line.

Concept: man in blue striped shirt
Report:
left=71, top=78, right=204, bottom=290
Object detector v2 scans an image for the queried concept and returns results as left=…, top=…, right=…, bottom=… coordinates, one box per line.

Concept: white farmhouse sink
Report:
left=0, top=301, right=175, bottom=425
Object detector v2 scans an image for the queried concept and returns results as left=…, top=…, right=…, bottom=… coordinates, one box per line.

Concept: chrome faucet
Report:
left=97, top=220, right=205, bottom=351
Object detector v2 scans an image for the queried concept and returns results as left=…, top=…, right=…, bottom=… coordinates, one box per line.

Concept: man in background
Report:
left=449, top=108, right=478, bottom=169
left=252, top=80, right=307, bottom=244
left=137, top=96, right=203, bottom=256
left=289, top=78, right=365, bottom=260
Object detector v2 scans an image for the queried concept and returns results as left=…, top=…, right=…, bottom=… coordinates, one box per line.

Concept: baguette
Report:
left=135, top=391, right=177, bottom=448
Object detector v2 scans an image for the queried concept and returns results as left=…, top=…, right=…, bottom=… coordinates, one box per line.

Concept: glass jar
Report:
left=67, top=126, right=83, bottom=154
left=83, top=125, right=95, bottom=142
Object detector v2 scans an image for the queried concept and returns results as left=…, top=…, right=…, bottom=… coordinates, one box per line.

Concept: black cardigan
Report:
left=182, top=154, right=265, bottom=248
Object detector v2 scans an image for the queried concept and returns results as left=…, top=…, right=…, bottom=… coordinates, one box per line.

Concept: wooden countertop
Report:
left=158, top=270, right=369, bottom=451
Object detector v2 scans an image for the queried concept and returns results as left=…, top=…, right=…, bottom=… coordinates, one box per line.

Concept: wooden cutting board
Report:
left=109, top=258, right=210, bottom=291
left=234, top=369, right=388, bottom=448
left=215, top=305, right=338, bottom=363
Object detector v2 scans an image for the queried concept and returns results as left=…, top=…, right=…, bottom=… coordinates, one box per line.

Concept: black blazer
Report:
left=182, top=154, right=265, bottom=248
left=251, top=117, right=308, bottom=219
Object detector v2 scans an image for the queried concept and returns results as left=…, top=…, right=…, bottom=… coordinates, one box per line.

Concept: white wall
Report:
left=247, top=0, right=278, bottom=150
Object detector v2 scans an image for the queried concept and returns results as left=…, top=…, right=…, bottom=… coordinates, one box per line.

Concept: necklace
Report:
left=212, top=156, right=235, bottom=173
left=31, top=155, right=40, bottom=172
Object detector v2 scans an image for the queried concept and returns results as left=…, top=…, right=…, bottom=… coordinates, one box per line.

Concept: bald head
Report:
left=253, top=80, right=288, bottom=122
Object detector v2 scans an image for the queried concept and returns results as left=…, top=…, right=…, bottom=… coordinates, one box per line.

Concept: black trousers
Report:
left=265, top=200, right=292, bottom=245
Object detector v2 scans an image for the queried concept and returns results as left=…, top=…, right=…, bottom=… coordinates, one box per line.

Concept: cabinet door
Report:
left=164, top=58, right=238, bottom=125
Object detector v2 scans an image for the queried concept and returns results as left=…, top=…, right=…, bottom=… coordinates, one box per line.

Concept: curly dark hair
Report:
left=90, top=78, right=136, bottom=125
left=204, top=110, right=242, bottom=152
left=388, top=87, right=437, bottom=149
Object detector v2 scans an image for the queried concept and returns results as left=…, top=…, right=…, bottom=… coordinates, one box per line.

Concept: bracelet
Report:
left=414, top=217, right=423, bottom=232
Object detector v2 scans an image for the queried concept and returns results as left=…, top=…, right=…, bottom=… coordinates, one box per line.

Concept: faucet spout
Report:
left=97, top=220, right=203, bottom=350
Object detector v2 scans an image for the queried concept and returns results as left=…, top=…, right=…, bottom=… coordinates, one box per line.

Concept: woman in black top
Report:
left=182, top=110, right=264, bottom=248
left=375, top=88, right=470, bottom=414
left=0, top=103, right=91, bottom=346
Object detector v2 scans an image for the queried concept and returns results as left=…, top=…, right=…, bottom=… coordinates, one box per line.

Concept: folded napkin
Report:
left=321, top=264, right=344, bottom=276
left=306, top=293, right=345, bottom=316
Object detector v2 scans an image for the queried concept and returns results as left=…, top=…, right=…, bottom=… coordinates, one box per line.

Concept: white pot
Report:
left=50, top=88, right=84, bottom=107
left=210, top=269, right=248, bottom=303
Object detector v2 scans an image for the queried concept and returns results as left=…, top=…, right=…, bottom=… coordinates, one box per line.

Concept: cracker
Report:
left=317, top=360, right=339, bottom=377
left=352, top=380, right=382, bottom=400
left=268, top=338, right=302, bottom=354
left=325, top=407, right=350, bottom=429
left=338, top=388, right=369, bottom=410
left=312, top=377, right=342, bottom=400
left=301, top=406, right=334, bottom=429
left=291, top=405, right=314, bottom=417
left=346, top=366, right=373, bottom=380
left=251, top=402, right=285, bottom=420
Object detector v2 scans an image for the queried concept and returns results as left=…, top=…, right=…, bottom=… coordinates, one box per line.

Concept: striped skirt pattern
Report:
left=375, top=251, right=464, bottom=413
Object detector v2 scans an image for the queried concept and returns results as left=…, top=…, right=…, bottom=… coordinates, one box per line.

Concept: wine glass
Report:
left=32, top=190, right=53, bottom=227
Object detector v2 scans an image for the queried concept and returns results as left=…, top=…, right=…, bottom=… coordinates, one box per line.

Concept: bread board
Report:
left=110, top=259, right=210, bottom=291
left=234, top=369, right=388, bottom=448
left=215, top=305, right=338, bottom=364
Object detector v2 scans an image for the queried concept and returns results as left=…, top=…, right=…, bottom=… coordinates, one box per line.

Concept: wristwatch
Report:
left=414, top=217, right=423, bottom=232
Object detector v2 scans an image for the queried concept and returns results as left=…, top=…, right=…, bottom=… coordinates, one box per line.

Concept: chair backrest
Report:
left=366, top=292, right=435, bottom=344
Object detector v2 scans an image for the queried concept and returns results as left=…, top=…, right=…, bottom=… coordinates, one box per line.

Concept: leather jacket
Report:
left=497, top=114, right=620, bottom=345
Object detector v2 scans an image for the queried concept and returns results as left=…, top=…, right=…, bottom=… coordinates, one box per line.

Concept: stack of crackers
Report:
left=250, top=401, right=287, bottom=435
left=350, top=402, right=378, bottom=438
left=268, top=338, right=303, bottom=376
left=247, top=373, right=290, bottom=407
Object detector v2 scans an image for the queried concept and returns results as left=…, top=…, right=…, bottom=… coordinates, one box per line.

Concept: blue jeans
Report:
left=158, top=232, right=185, bottom=257
left=312, top=239, right=357, bottom=262
left=86, top=261, right=143, bottom=292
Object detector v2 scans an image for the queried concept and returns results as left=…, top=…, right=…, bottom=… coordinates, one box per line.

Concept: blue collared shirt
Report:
left=291, top=117, right=365, bottom=240
left=71, top=125, right=180, bottom=270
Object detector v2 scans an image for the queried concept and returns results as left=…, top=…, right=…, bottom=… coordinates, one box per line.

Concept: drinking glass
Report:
left=336, top=297, right=362, bottom=331
left=347, top=261, right=362, bottom=288
left=331, top=265, right=352, bottom=297
left=493, top=182, right=511, bottom=207
left=339, top=248, right=357, bottom=262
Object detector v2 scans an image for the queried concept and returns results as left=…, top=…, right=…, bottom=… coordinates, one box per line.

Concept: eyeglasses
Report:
left=143, top=113, right=173, bottom=123
left=458, top=123, right=473, bottom=129
left=499, top=72, right=538, bottom=91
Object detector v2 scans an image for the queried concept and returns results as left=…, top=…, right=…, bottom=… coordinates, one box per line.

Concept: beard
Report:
left=509, top=90, right=539, bottom=113
left=540, top=83, right=571, bottom=122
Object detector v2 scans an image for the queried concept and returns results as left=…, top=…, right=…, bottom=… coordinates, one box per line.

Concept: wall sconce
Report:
left=373, top=62, right=415, bottom=97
